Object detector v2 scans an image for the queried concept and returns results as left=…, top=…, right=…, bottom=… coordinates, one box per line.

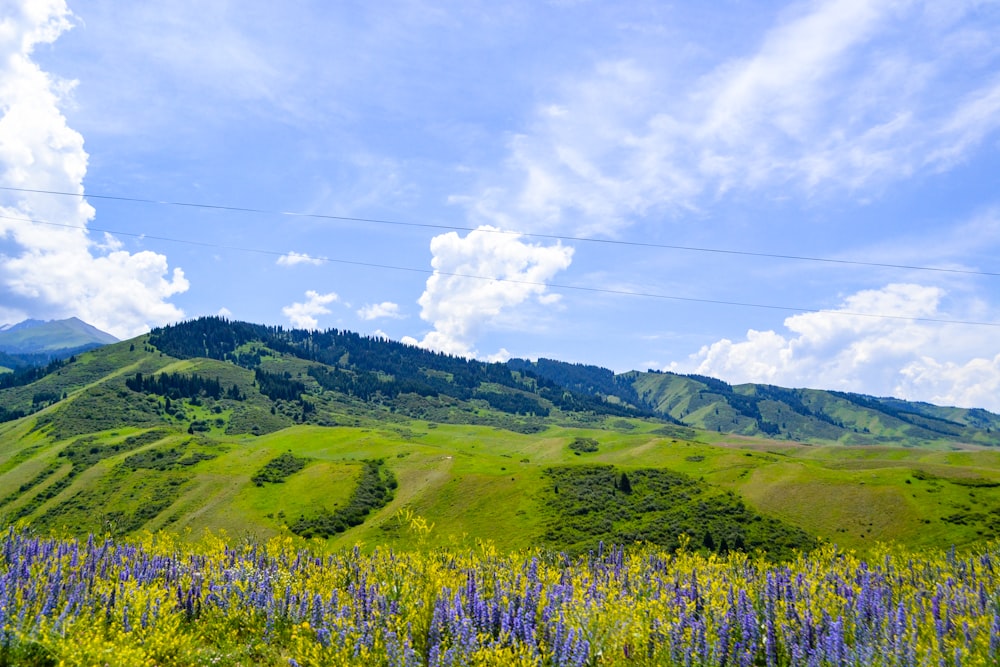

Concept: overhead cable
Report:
left=4, top=212, right=998, bottom=329
left=1, top=185, right=996, bottom=278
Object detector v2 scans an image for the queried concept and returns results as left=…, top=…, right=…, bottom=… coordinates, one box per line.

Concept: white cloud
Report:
left=282, top=290, right=339, bottom=329
left=357, top=301, right=403, bottom=321
left=671, top=283, right=1000, bottom=411
left=408, top=226, right=573, bottom=358
left=899, top=355, right=1000, bottom=413
left=459, top=1, right=1000, bottom=235
left=0, top=1, right=187, bottom=339
left=924, top=78, right=1000, bottom=171
left=276, top=251, right=324, bottom=267
left=486, top=348, right=512, bottom=364
left=217, top=306, right=232, bottom=317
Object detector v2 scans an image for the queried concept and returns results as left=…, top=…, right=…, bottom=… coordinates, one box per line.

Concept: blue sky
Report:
left=2, top=0, right=1000, bottom=409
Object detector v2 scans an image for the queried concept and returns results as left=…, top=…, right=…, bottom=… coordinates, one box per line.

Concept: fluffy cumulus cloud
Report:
left=403, top=226, right=573, bottom=359
left=0, top=1, right=187, bottom=338
left=459, top=1, right=1000, bottom=235
left=671, top=283, right=1000, bottom=411
left=357, top=301, right=402, bottom=321
left=276, top=251, right=324, bottom=267
left=898, top=356, right=1000, bottom=414
left=282, top=290, right=338, bottom=329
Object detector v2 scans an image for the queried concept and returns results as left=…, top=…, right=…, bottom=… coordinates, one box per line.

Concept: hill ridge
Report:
left=1, top=316, right=997, bottom=446
left=3, top=315, right=1000, bottom=554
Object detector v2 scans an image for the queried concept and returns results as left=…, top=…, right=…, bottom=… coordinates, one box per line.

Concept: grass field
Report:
left=5, top=412, right=1000, bottom=556
left=3, top=334, right=1000, bottom=558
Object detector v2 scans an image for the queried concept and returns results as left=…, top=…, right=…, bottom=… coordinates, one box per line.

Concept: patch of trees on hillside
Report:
left=0, top=406, right=27, bottom=423
left=148, top=317, right=648, bottom=419
left=542, top=465, right=816, bottom=559
left=508, top=358, right=647, bottom=411
left=253, top=369, right=305, bottom=402
left=752, top=385, right=843, bottom=429
left=830, top=391, right=966, bottom=437
left=251, top=453, right=309, bottom=486
left=0, top=358, right=66, bottom=392
left=126, top=372, right=241, bottom=401
left=474, top=390, right=549, bottom=417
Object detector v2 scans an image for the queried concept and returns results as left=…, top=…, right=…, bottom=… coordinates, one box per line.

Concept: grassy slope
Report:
left=629, top=371, right=1000, bottom=446
left=2, top=342, right=1000, bottom=556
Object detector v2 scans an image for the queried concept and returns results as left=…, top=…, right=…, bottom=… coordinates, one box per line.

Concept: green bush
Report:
left=568, top=437, right=599, bottom=453
left=251, top=452, right=309, bottom=486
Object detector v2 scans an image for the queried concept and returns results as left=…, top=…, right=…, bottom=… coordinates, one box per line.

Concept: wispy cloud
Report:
left=281, top=290, right=339, bottom=329
left=924, top=78, right=1000, bottom=171
left=459, top=0, right=1000, bottom=236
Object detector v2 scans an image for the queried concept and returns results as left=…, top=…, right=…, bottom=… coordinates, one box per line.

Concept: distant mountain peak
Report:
left=0, top=317, right=118, bottom=356
left=4, top=319, right=47, bottom=333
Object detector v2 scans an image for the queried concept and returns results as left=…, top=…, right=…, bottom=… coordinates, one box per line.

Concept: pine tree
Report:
left=618, top=472, right=632, bottom=494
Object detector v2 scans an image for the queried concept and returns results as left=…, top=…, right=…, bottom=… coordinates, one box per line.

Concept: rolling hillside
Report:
left=1, top=316, right=999, bottom=557
left=511, top=358, right=1000, bottom=446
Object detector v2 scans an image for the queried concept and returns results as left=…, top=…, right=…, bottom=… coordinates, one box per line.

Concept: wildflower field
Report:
left=2, top=526, right=999, bottom=666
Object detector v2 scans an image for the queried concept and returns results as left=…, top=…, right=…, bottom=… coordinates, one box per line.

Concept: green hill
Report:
left=512, top=359, right=1000, bottom=446
left=1, top=316, right=999, bottom=557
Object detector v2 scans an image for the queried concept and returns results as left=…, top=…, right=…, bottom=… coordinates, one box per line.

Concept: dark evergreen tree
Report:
left=618, top=471, right=632, bottom=494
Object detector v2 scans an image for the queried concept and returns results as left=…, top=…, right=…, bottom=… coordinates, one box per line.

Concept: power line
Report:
left=4, top=212, right=999, bottom=329
left=2, top=185, right=997, bottom=278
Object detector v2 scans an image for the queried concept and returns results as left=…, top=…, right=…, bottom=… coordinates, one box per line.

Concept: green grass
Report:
left=5, top=410, right=1000, bottom=556
left=233, top=460, right=358, bottom=527
left=4, top=338, right=1000, bottom=557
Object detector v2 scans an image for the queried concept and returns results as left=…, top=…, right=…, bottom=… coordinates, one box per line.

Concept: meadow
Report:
left=5, top=414, right=1000, bottom=557
left=1, top=525, right=999, bottom=666
left=4, top=324, right=1000, bottom=557
left=4, top=321, right=1000, bottom=664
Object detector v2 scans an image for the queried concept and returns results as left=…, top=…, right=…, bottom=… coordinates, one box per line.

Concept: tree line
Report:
left=125, top=371, right=242, bottom=401
left=147, top=317, right=648, bottom=419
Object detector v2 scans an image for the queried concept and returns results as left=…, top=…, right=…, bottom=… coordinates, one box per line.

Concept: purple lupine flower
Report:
left=989, top=611, right=1000, bottom=661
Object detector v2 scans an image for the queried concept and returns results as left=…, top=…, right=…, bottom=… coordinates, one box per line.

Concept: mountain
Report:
left=2, top=316, right=1000, bottom=556
left=509, top=359, right=1000, bottom=447
left=0, top=317, right=118, bottom=365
